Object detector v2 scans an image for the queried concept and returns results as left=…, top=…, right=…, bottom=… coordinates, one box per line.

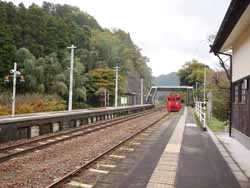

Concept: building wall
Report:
left=232, top=24, right=250, bottom=82
left=231, top=24, right=250, bottom=139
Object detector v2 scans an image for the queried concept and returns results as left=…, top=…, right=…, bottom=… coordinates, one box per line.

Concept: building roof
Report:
left=124, top=92, right=138, bottom=96
left=151, top=86, right=193, bottom=91
left=210, top=0, right=250, bottom=54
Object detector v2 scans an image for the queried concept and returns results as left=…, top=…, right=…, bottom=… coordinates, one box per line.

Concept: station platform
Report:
left=94, top=107, right=250, bottom=188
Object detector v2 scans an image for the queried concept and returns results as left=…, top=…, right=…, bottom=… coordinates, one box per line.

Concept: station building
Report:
left=210, top=0, right=250, bottom=149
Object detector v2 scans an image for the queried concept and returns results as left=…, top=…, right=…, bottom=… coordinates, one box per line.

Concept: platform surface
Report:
left=175, top=108, right=241, bottom=188
left=94, top=107, right=248, bottom=188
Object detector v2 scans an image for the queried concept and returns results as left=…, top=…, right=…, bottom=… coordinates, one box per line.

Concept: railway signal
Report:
left=4, top=62, right=25, bottom=117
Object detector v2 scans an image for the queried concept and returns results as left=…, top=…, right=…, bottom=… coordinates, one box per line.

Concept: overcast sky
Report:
left=8, top=0, right=230, bottom=76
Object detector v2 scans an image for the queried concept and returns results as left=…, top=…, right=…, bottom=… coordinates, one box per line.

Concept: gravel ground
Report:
left=0, top=110, right=166, bottom=188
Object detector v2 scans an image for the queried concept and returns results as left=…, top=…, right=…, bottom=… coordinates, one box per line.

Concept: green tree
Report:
left=86, top=66, right=125, bottom=106
left=178, top=59, right=206, bottom=86
left=207, top=71, right=229, bottom=121
left=0, top=1, right=152, bottom=109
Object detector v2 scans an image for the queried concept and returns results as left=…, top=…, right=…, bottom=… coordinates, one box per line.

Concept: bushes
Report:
left=212, top=90, right=229, bottom=121
left=0, top=105, right=9, bottom=115
left=208, top=117, right=228, bottom=132
left=0, top=93, right=66, bottom=115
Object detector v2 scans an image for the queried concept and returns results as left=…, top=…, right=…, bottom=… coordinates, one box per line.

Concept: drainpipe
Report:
left=216, top=52, right=233, bottom=137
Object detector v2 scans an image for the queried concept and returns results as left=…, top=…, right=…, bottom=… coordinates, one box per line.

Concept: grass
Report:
left=208, top=117, right=228, bottom=132
left=192, top=108, right=227, bottom=132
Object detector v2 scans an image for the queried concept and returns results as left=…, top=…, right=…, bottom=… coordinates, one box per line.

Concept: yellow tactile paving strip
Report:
left=146, top=108, right=187, bottom=188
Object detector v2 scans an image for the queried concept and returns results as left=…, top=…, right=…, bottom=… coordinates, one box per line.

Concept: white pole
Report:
left=107, top=92, right=110, bottom=107
left=104, top=88, right=107, bottom=107
left=203, top=66, right=207, bottom=112
left=204, top=66, right=206, bottom=103
left=67, top=44, right=76, bottom=111
left=115, top=66, right=119, bottom=107
left=140, top=78, right=144, bottom=105
left=196, top=81, right=198, bottom=102
left=12, top=62, right=17, bottom=117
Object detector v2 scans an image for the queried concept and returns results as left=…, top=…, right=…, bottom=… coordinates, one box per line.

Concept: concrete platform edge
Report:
left=207, top=127, right=250, bottom=188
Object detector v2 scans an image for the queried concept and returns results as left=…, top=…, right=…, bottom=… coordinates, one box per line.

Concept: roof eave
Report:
left=210, top=0, right=250, bottom=54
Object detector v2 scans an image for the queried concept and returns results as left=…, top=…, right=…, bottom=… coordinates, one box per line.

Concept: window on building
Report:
left=241, top=79, right=248, bottom=104
left=234, top=85, right=238, bottom=104
left=233, top=78, right=249, bottom=104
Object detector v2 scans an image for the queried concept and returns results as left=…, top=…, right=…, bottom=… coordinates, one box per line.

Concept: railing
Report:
left=195, top=101, right=207, bottom=130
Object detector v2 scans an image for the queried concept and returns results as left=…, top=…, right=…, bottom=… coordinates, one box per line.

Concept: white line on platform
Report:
left=186, top=123, right=197, bottom=127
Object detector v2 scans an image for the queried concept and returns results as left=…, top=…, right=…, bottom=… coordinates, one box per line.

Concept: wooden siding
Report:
left=232, top=77, right=250, bottom=137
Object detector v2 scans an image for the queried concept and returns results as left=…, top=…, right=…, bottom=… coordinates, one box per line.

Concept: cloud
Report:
left=8, top=0, right=231, bottom=76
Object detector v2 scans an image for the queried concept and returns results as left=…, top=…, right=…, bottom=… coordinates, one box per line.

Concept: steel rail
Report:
left=0, top=109, right=160, bottom=163
left=46, top=112, right=169, bottom=188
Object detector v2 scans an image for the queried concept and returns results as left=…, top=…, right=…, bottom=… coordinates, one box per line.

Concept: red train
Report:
left=166, top=94, right=182, bottom=112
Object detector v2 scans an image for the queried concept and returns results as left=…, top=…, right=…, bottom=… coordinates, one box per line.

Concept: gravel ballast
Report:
left=0, top=110, right=166, bottom=188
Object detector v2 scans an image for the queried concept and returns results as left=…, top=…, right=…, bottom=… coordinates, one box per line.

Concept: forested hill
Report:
left=0, top=1, right=152, bottom=110
left=153, top=72, right=180, bottom=86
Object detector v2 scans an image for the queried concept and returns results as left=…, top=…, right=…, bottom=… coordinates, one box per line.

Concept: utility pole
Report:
left=104, top=88, right=107, bottom=107
left=195, top=81, right=198, bottom=102
left=114, top=66, right=119, bottom=107
left=203, top=66, right=206, bottom=103
left=107, top=92, right=110, bottom=107
left=67, top=44, right=76, bottom=111
left=140, top=78, right=144, bottom=105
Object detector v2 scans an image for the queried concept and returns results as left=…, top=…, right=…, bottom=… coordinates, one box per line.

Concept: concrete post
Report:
left=115, top=66, right=119, bottom=107
left=104, top=88, right=107, bottom=107
left=67, top=44, right=76, bottom=111
left=141, top=78, right=144, bottom=105
left=204, top=66, right=206, bottom=104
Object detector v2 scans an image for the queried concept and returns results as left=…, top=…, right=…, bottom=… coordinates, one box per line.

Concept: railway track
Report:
left=46, top=111, right=169, bottom=188
left=0, top=108, right=160, bottom=164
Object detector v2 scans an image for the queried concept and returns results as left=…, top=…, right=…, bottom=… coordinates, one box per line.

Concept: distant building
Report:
left=210, top=0, right=250, bottom=149
left=124, top=92, right=138, bottom=105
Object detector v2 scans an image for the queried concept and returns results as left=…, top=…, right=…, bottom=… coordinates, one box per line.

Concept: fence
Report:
left=195, top=101, right=207, bottom=130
